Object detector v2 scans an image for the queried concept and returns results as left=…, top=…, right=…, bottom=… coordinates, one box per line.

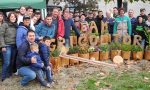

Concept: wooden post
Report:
left=89, top=21, right=98, bottom=33
left=133, top=35, right=142, bottom=48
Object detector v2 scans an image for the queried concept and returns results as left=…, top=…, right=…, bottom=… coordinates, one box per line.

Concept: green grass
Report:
left=77, top=71, right=150, bottom=90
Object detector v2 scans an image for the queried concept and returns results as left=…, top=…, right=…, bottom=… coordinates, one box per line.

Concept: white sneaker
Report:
left=14, top=70, right=18, bottom=75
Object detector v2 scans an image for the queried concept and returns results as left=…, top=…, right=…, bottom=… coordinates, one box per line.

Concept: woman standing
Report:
left=0, top=12, right=18, bottom=81
left=0, top=12, right=4, bottom=68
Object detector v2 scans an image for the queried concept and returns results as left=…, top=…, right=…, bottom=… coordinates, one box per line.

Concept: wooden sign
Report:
left=133, top=35, right=142, bottom=48
left=89, top=21, right=98, bottom=33
left=101, top=21, right=108, bottom=35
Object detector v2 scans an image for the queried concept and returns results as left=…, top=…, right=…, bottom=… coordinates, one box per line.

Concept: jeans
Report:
left=141, top=39, right=145, bottom=48
left=18, top=66, right=36, bottom=86
left=65, top=39, right=70, bottom=48
left=44, top=67, right=52, bottom=82
left=32, top=67, right=52, bottom=86
left=1, top=45, right=17, bottom=79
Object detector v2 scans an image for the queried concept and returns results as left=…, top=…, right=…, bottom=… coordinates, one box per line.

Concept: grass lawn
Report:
left=77, top=70, right=150, bottom=90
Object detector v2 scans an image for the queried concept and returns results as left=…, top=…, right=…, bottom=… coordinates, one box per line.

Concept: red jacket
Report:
left=56, top=16, right=64, bottom=38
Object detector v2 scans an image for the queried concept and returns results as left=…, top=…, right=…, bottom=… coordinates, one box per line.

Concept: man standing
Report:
left=16, top=15, right=31, bottom=48
left=17, top=30, right=37, bottom=86
left=95, top=10, right=104, bottom=35
left=128, top=9, right=136, bottom=36
left=103, top=10, right=114, bottom=35
left=52, top=8, right=64, bottom=38
left=63, top=8, right=80, bottom=47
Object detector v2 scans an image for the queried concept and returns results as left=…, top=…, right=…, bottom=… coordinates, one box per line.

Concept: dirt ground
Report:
left=0, top=60, right=150, bottom=90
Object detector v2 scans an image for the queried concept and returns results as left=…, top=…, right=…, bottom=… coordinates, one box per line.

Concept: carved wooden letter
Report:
left=101, top=21, right=108, bottom=34
left=89, top=21, right=98, bottom=33
left=78, top=34, right=89, bottom=47
left=89, top=35, right=98, bottom=46
left=123, top=35, right=131, bottom=44
left=113, top=34, right=120, bottom=42
left=133, top=35, right=142, bottom=48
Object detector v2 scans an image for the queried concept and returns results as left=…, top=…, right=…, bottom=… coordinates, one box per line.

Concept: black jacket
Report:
left=16, top=40, right=31, bottom=69
left=95, top=15, right=104, bottom=35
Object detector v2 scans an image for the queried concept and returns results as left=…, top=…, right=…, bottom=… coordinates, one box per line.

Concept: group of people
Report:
left=0, top=5, right=150, bottom=87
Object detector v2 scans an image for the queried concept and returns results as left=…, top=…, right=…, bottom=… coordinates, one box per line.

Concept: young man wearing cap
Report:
left=16, top=15, right=31, bottom=48
left=86, top=11, right=95, bottom=23
left=138, top=8, right=147, bottom=22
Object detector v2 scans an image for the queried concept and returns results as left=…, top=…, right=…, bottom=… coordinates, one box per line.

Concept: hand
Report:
left=80, top=33, right=84, bottom=37
left=31, top=56, right=37, bottom=63
left=39, top=37, right=43, bottom=40
left=47, top=66, right=51, bottom=70
left=58, top=36, right=62, bottom=40
left=41, top=63, right=44, bottom=67
left=2, top=47, right=6, bottom=52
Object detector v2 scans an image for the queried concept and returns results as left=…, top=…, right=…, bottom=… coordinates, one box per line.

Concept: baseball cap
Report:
left=35, top=10, right=41, bottom=14
left=23, top=15, right=30, bottom=20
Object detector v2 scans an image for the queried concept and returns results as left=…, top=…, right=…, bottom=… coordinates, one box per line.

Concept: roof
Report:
left=0, top=0, right=46, bottom=9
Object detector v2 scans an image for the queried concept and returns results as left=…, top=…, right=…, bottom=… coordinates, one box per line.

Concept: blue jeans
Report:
left=141, top=39, right=145, bottom=48
left=44, top=67, right=52, bottom=82
left=18, top=66, right=36, bottom=86
left=65, top=39, right=70, bottom=48
left=32, top=67, right=52, bottom=86
left=1, top=45, right=17, bottom=79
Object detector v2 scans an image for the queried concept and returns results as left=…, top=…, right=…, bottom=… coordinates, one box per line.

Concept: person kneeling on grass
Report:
left=26, top=43, right=53, bottom=88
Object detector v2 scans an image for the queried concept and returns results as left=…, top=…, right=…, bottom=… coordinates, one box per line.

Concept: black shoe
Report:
left=2, top=78, right=5, bottom=82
